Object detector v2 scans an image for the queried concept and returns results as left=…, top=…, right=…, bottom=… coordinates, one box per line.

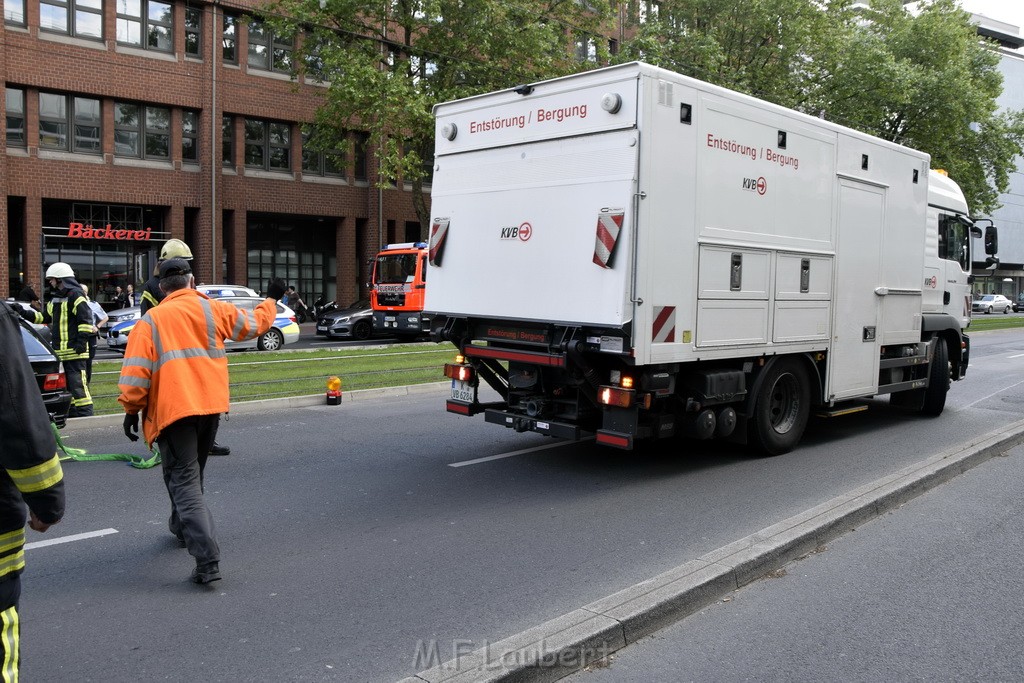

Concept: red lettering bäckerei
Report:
left=65, top=224, right=155, bottom=241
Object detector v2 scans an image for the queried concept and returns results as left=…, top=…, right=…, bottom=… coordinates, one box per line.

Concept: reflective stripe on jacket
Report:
left=117, top=289, right=277, bottom=445
left=46, top=289, right=92, bottom=361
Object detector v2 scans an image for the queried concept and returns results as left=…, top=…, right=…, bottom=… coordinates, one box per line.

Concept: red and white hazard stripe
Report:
left=429, top=217, right=450, bottom=266
left=593, top=209, right=624, bottom=269
left=652, top=306, right=676, bottom=343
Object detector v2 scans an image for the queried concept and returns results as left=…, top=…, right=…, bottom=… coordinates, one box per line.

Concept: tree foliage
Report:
left=615, top=0, right=1024, bottom=215
left=266, top=0, right=615, bottom=229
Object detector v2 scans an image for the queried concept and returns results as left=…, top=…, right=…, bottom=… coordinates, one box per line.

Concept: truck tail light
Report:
left=445, top=362, right=474, bottom=382
left=598, top=385, right=634, bottom=408
left=44, top=373, right=66, bottom=391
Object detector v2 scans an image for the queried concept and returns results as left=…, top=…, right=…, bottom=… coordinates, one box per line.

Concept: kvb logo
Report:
left=742, top=177, right=767, bottom=195
left=500, top=222, right=533, bottom=241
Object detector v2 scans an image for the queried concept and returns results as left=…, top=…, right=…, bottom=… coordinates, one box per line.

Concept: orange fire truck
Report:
left=371, top=242, right=430, bottom=339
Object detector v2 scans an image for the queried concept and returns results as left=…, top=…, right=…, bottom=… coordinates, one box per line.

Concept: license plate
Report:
left=384, top=316, right=397, bottom=322
left=317, top=325, right=327, bottom=331
left=451, top=379, right=474, bottom=402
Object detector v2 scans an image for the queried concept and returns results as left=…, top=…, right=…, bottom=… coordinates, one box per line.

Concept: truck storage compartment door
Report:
left=426, top=130, right=638, bottom=328
left=829, top=179, right=884, bottom=399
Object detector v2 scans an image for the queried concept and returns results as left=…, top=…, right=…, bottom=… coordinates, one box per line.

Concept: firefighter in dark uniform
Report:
left=23, top=263, right=95, bottom=417
left=0, top=301, right=66, bottom=678
left=142, top=239, right=230, bottom=455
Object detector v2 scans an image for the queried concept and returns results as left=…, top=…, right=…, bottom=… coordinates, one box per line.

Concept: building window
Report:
left=5, top=88, right=26, bottom=147
left=301, top=130, right=345, bottom=177
left=114, top=102, right=170, bottom=160
left=637, top=0, right=660, bottom=23
left=222, top=115, right=234, bottom=166
left=40, top=0, right=102, bottom=39
left=184, top=4, right=201, bottom=56
left=116, top=0, right=172, bottom=51
left=574, top=34, right=597, bottom=63
left=222, top=12, right=238, bottom=64
left=182, top=109, right=199, bottom=163
left=244, top=118, right=291, bottom=171
left=353, top=132, right=369, bottom=181
left=39, top=92, right=101, bottom=154
left=4, top=0, right=25, bottom=25
left=248, top=18, right=293, bottom=73
left=303, top=32, right=327, bottom=81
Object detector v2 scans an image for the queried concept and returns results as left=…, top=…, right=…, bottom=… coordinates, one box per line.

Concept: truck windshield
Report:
left=938, top=214, right=970, bottom=272
left=375, top=254, right=418, bottom=284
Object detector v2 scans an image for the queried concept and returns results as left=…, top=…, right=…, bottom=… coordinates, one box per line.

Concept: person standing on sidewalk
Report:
left=0, top=301, right=66, bottom=677
left=118, top=258, right=284, bottom=584
left=81, top=284, right=109, bottom=384
left=22, top=263, right=95, bottom=417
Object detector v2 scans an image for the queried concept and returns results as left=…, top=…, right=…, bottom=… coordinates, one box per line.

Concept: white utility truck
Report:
left=425, top=62, right=998, bottom=454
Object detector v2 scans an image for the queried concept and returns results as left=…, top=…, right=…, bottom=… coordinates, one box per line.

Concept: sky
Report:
left=958, top=0, right=1024, bottom=33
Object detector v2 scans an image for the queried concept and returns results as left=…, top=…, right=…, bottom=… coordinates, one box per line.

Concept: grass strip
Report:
left=87, top=343, right=457, bottom=415
left=966, top=317, right=1024, bottom=332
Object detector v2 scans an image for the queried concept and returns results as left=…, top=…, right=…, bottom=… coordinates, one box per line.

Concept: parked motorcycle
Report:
left=312, top=295, right=338, bottom=323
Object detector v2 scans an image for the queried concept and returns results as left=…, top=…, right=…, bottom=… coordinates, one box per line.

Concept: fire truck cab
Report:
left=371, top=241, right=430, bottom=338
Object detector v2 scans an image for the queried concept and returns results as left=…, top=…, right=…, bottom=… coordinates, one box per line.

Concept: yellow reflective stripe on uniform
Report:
left=0, top=605, right=18, bottom=683
left=7, top=453, right=63, bottom=493
left=142, top=291, right=159, bottom=307
left=77, top=324, right=94, bottom=334
left=0, top=552, right=25, bottom=580
left=0, top=530, right=24, bottom=557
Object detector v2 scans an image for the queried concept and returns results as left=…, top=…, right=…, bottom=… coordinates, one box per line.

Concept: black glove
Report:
left=123, top=413, right=139, bottom=442
left=266, top=278, right=287, bottom=301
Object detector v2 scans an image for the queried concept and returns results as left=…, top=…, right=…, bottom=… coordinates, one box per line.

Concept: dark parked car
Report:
left=18, top=317, right=72, bottom=428
left=1014, top=293, right=1024, bottom=313
left=316, top=299, right=374, bottom=341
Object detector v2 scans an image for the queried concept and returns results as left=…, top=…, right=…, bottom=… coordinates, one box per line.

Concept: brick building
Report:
left=2, top=0, right=422, bottom=306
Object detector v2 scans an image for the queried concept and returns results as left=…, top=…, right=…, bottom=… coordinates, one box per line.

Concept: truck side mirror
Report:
left=985, top=226, right=998, bottom=256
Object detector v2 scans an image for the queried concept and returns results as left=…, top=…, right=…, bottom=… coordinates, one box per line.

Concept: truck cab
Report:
left=371, top=242, right=429, bottom=339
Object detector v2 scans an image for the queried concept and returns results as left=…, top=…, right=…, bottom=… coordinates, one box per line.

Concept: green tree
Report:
left=615, top=0, right=1024, bottom=215
left=266, top=0, right=615, bottom=230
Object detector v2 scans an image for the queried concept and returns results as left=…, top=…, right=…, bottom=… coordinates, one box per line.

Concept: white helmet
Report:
left=160, top=238, right=193, bottom=260
left=45, top=262, right=75, bottom=279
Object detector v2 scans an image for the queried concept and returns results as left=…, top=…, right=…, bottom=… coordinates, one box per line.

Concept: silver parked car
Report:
left=972, top=294, right=1012, bottom=315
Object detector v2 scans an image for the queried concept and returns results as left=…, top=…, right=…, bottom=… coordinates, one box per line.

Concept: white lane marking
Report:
left=25, top=528, right=118, bottom=550
left=956, top=377, right=1024, bottom=411
left=449, top=438, right=593, bottom=467
left=1009, top=353, right=1024, bottom=359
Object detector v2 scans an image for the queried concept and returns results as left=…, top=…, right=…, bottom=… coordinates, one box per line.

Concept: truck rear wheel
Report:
left=749, top=358, right=810, bottom=456
left=920, top=338, right=949, bottom=416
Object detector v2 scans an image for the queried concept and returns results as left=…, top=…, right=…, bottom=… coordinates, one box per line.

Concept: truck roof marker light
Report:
left=599, top=385, right=634, bottom=408
left=935, top=168, right=949, bottom=177
left=441, top=122, right=457, bottom=141
left=601, top=93, right=622, bottom=114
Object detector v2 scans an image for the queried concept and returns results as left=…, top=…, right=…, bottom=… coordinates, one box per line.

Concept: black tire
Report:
left=749, top=358, right=811, bottom=456
left=987, top=306, right=993, bottom=314
left=921, top=338, right=949, bottom=416
left=1005, top=306, right=1011, bottom=315
left=352, top=320, right=372, bottom=341
left=257, top=328, right=284, bottom=351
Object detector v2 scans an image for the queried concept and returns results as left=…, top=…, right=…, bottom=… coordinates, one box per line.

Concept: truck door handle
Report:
left=730, top=253, right=742, bottom=291
left=800, top=259, right=810, bottom=293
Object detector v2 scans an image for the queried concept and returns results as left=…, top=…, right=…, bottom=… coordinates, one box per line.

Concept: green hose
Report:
left=51, top=423, right=161, bottom=469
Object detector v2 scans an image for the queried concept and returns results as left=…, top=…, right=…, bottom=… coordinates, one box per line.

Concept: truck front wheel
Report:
left=749, top=358, right=811, bottom=456
left=920, top=338, right=949, bottom=416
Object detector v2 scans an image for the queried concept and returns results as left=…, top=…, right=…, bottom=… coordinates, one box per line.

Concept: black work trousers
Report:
left=64, top=357, right=93, bottom=417
left=158, top=414, right=221, bottom=567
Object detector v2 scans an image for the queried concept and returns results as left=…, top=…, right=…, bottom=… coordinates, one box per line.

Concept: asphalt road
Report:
left=21, top=329, right=1024, bottom=682
left=566, top=443, right=1024, bottom=682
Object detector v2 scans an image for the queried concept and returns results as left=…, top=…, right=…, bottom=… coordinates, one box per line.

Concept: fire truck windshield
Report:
left=375, top=253, right=418, bottom=284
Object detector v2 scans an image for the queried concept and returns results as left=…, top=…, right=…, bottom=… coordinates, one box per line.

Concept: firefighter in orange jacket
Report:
left=0, top=301, right=66, bottom=677
left=118, top=259, right=284, bottom=584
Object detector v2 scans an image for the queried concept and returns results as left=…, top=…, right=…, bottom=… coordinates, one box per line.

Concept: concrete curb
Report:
left=399, top=420, right=1024, bottom=683
left=59, top=381, right=451, bottom=433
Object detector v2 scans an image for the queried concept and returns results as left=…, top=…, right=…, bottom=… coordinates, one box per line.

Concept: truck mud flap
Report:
left=484, top=409, right=585, bottom=441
